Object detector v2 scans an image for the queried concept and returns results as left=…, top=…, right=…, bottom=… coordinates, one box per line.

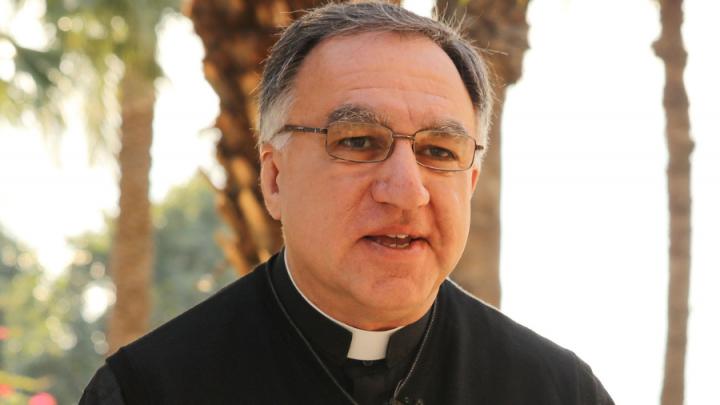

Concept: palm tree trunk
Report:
left=106, top=68, right=155, bottom=354
left=187, top=0, right=400, bottom=276
left=435, top=0, right=531, bottom=308
left=653, top=1, right=693, bottom=404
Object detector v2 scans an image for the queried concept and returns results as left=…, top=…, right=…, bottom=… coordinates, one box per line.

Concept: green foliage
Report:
left=0, top=32, right=65, bottom=134
left=0, top=175, right=233, bottom=403
left=150, top=174, right=235, bottom=324
left=0, top=228, right=73, bottom=403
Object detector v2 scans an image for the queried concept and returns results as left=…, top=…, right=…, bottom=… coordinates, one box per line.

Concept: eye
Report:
left=326, top=123, right=392, bottom=162
left=337, top=136, right=374, bottom=150
left=416, top=144, right=459, bottom=161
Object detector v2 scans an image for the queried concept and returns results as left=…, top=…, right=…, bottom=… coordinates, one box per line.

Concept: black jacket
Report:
left=81, top=252, right=614, bottom=404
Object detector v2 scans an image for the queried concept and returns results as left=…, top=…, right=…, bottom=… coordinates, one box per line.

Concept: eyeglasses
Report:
left=278, top=121, right=484, bottom=172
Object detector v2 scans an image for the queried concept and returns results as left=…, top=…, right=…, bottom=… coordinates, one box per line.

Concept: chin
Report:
left=358, top=279, right=434, bottom=317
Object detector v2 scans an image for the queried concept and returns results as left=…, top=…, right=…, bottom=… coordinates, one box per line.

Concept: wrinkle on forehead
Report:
left=337, top=70, right=466, bottom=102
left=300, top=32, right=470, bottom=99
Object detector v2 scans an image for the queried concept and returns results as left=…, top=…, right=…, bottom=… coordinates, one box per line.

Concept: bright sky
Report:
left=1, top=0, right=719, bottom=403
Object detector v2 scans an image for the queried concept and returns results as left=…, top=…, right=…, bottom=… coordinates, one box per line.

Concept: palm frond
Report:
left=1, top=0, right=180, bottom=160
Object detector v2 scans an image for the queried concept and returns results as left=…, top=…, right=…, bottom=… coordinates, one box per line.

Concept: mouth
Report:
left=364, top=234, right=425, bottom=249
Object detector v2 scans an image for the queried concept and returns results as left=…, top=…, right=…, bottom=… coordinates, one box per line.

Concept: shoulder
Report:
left=107, top=263, right=273, bottom=380
left=127, top=265, right=268, bottom=350
left=104, top=256, right=317, bottom=403
left=437, top=279, right=614, bottom=403
left=439, top=279, right=579, bottom=375
left=80, top=365, right=126, bottom=405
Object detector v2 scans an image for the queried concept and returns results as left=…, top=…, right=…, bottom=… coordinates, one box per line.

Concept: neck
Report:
left=283, top=249, right=434, bottom=331
left=285, top=250, right=404, bottom=360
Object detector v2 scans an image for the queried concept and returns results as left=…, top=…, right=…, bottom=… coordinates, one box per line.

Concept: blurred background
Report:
left=0, top=0, right=718, bottom=403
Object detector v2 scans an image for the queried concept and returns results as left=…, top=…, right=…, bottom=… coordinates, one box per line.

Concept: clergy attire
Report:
left=80, top=251, right=614, bottom=404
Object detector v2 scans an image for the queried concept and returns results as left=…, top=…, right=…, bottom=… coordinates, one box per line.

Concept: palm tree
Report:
left=653, top=1, right=693, bottom=404
left=1, top=0, right=178, bottom=354
left=57, top=0, right=180, bottom=355
left=188, top=0, right=400, bottom=276
left=435, top=0, right=531, bottom=308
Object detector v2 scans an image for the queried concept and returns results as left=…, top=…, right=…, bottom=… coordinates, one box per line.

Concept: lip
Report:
left=362, top=234, right=429, bottom=247
left=356, top=223, right=431, bottom=257
left=360, top=235, right=428, bottom=257
left=358, top=226, right=430, bottom=258
left=362, top=226, right=428, bottom=241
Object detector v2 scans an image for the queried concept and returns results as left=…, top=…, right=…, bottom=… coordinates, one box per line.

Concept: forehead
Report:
left=289, top=31, right=476, bottom=135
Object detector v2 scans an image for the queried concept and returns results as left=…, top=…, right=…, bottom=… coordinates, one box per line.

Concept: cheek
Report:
left=280, top=166, right=373, bottom=237
left=431, top=179, right=473, bottom=242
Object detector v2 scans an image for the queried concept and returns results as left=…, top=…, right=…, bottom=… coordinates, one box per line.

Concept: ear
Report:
left=260, top=143, right=282, bottom=220
left=470, top=164, right=480, bottom=194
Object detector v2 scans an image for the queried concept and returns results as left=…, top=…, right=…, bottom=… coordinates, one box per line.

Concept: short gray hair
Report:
left=257, top=1, right=494, bottom=148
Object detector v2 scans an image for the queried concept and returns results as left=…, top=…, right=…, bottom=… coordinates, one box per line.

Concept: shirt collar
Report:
left=271, top=248, right=431, bottom=367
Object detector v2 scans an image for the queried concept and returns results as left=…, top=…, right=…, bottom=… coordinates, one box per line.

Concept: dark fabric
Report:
left=400, top=283, right=614, bottom=405
left=79, top=364, right=125, bottom=405
left=88, top=252, right=613, bottom=404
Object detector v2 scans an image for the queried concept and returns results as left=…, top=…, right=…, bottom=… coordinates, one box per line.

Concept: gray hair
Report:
left=257, top=1, right=494, bottom=149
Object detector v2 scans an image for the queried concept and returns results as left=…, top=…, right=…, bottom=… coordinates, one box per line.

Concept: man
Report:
left=81, top=2, right=614, bottom=404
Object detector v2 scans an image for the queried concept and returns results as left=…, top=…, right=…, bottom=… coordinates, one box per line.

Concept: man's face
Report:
left=261, top=32, right=480, bottom=330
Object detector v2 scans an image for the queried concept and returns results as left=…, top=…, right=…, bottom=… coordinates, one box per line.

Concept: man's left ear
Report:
left=470, top=164, right=480, bottom=194
left=259, top=143, right=282, bottom=220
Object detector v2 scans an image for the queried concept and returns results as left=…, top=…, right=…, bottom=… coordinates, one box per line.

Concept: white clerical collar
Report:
left=284, top=249, right=401, bottom=361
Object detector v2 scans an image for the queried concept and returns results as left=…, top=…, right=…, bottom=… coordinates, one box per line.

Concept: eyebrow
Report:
left=429, top=119, right=470, bottom=137
left=326, top=104, right=469, bottom=137
left=326, top=104, right=388, bottom=126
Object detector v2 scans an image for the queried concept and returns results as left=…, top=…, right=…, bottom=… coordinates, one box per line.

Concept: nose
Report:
left=370, top=139, right=430, bottom=210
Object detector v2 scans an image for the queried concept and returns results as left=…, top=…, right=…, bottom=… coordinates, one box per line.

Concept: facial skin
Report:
left=260, top=32, right=480, bottom=330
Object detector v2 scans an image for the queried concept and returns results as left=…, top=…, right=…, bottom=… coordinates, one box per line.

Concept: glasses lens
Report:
left=414, top=131, right=475, bottom=170
left=326, top=122, right=392, bottom=162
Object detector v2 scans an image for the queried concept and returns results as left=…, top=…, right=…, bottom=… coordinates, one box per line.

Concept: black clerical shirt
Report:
left=80, top=251, right=614, bottom=404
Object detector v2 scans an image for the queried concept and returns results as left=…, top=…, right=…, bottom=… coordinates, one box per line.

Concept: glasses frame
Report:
left=278, top=122, right=485, bottom=172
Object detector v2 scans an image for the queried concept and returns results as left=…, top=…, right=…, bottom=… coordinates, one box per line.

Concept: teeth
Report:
left=371, top=234, right=413, bottom=249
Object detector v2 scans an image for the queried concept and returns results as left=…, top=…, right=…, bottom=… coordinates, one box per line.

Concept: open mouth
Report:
left=364, top=234, right=422, bottom=249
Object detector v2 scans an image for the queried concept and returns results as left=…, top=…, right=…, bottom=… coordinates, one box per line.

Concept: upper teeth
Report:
left=386, top=234, right=409, bottom=239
